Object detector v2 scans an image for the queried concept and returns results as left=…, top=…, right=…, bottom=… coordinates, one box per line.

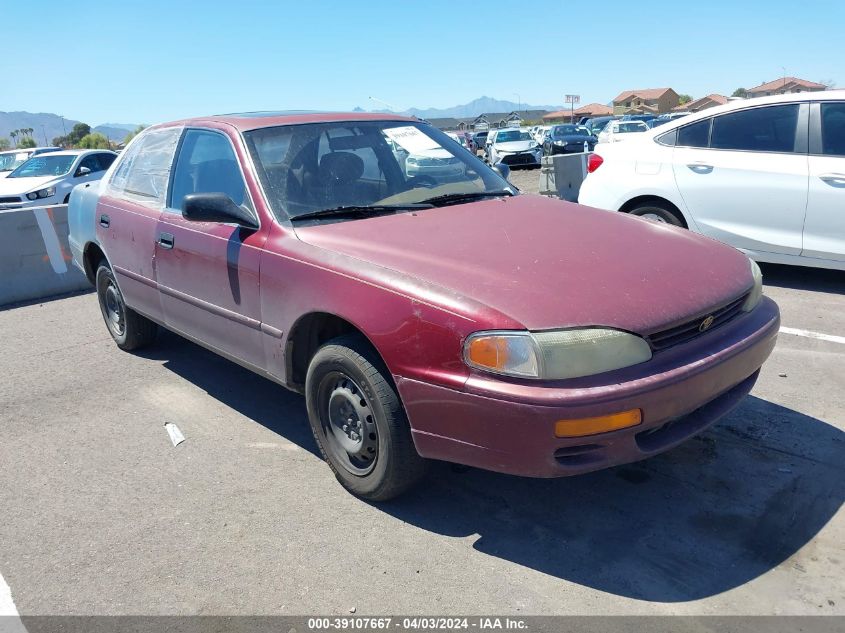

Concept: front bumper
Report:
left=397, top=297, right=779, bottom=477
left=496, top=151, right=542, bottom=166
left=0, top=195, right=62, bottom=211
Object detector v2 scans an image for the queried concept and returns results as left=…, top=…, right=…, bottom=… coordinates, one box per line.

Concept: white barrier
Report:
left=0, top=205, right=92, bottom=308
left=538, top=153, right=589, bottom=201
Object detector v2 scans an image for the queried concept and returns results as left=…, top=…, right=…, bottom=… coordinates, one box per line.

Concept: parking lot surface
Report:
left=0, top=264, right=842, bottom=615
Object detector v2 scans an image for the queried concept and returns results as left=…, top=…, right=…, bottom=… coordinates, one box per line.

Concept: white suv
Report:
left=579, top=91, right=845, bottom=270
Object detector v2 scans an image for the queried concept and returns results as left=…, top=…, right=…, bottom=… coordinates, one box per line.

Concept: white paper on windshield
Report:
left=15, top=153, right=28, bottom=161
left=383, top=126, right=443, bottom=154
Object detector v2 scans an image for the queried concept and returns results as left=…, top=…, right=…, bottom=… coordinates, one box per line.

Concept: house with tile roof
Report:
left=747, top=77, right=827, bottom=98
left=673, top=94, right=729, bottom=113
left=613, top=88, right=680, bottom=115
left=543, top=103, right=613, bottom=123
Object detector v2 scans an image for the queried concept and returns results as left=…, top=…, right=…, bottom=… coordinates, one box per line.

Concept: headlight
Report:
left=741, top=259, right=763, bottom=312
left=406, top=157, right=418, bottom=164
left=464, top=328, right=652, bottom=380
left=26, top=186, right=56, bottom=201
left=554, top=140, right=565, bottom=146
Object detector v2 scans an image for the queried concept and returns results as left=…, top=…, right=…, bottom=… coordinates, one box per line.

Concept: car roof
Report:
left=32, top=149, right=115, bottom=157
left=0, top=146, right=56, bottom=154
left=644, top=89, right=845, bottom=138
left=149, top=111, right=417, bottom=134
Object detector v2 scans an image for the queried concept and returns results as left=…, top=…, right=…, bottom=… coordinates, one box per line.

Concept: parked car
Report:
left=542, top=124, right=597, bottom=155
left=445, top=131, right=474, bottom=153
left=406, top=146, right=466, bottom=180
left=597, top=120, right=649, bottom=143
left=646, top=119, right=669, bottom=129
left=0, top=146, right=62, bottom=179
left=579, top=91, right=845, bottom=270
left=532, top=125, right=551, bottom=144
left=69, top=112, right=778, bottom=500
left=488, top=128, right=542, bottom=167
left=582, top=116, right=617, bottom=136
left=0, top=149, right=117, bottom=209
left=471, top=131, right=488, bottom=155
left=657, top=112, right=691, bottom=122
left=621, top=114, right=658, bottom=123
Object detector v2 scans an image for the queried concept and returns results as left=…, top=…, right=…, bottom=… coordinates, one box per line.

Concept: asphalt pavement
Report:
left=0, top=263, right=842, bottom=616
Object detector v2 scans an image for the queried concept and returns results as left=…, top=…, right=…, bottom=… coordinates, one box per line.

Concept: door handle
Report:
left=157, top=232, right=175, bottom=249
left=819, top=173, right=845, bottom=186
left=687, top=162, right=713, bottom=173
left=99, top=214, right=110, bottom=228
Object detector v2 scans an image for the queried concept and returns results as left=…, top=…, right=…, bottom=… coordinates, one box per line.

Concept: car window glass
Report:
left=710, top=104, right=799, bottom=153
left=656, top=128, right=677, bottom=146
left=820, top=103, right=845, bottom=156
left=169, top=129, right=250, bottom=213
left=97, top=153, right=117, bottom=171
left=110, top=127, right=182, bottom=207
left=677, top=118, right=711, bottom=147
left=78, top=155, right=101, bottom=174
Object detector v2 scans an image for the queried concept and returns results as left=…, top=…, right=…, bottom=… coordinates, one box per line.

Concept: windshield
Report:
left=554, top=125, right=580, bottom=136
left=617, top=122, right=648, bottom=133
left=0, top=151, right=32, bottom=172
left=494, top=130, right=532, bottom=143
left=8, top=155, right=76, bottom=178
left=244, top=121, right=512, bottom=220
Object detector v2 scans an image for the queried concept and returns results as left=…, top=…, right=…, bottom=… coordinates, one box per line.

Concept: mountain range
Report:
left=0, top=112, right=140, bottom=145
left=393, top=96, right=565, bottom=119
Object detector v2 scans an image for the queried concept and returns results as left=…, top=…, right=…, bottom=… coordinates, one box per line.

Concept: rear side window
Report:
left=677, top=118, right=711, bottom=148
left=710, top=104, right=799, bottom=153
left=109, top=127, right=182, bottom=207
left=820, top=103, right=845, bottom=156
left=97, top=153, right=117, bottom=171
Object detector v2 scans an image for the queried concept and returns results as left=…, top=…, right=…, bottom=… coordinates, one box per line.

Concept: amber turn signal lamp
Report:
left=555, top=409, right=643, bottom=438
left=466, top=336, right=510, bottom=371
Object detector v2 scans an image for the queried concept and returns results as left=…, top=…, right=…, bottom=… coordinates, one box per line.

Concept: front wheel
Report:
left=305, top=335, right=427, bottom=501
left=96, top=263, right=158, bottom=351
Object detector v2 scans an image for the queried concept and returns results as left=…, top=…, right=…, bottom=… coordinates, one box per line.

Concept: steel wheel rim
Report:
left=319, top=372, right=378, bottom=476
left=101, top=277, right=126, bottom=336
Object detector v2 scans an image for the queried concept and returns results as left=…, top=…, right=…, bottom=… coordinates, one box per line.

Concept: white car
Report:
left=578, top=91, right=845, bottom=270
left=0, top=149, right=117, bottom=210
left=405, top=147, right=466, bottom=180
left=596, top=120, right=649, bottom=143
left=0, top=147, right=62, bottom=179
left=487, top=128, right=542, bottom=167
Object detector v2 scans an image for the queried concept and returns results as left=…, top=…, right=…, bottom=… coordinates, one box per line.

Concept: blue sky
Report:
left=2, top=0, right=842, bottom=125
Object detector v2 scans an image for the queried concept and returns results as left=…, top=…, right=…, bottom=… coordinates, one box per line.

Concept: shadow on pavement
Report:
left=761, top=262, right=844, bottom=294
left=142, top=332, right=844, bottom=603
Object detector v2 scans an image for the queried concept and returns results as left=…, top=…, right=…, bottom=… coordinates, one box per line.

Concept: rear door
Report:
left=96, top=127, right=182, bottom=322
left=671, top=103, right=809, bottom=255
left=154, top=127, right=267, bottom=370
left=803, top=101, right=845, bottom=262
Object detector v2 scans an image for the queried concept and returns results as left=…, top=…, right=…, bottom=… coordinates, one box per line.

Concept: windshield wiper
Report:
left=290, top=203, right=433, bottom=222
left=418, top=190, right=515, bottom=207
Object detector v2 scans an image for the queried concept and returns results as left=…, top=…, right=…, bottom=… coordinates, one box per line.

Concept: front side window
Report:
left=8, top=155, right=75, bottom=178
left=820, top=103, right=845, bottom=156
left=677, top=118, right=711, bottom=148
left=169, top=129, right=250, bottom=212
left=78, top=154, right=103, bottom=174
left=244, top=120, right=511, bottom=221
left=710, top=104, right=799, bottom=152
left=109, top=127, right=182, bottom=207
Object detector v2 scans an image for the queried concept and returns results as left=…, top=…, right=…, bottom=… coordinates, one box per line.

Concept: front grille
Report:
left=502, top=153, right=536, bottom=165
left=646, top=294, right=747, bottom=351
left=0, top=196, right=22, bottom=203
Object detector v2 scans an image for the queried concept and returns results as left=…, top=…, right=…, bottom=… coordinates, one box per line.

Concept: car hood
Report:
left=0, top=175, right=59, bottom=194
left=494, top=140, right=537, bottom=152
left=293, top=195, right=753, bottom=333
left=552, top=135, right=593, bottom=143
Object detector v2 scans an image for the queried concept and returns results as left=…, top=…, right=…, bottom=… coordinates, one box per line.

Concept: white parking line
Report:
left=780, top=327, right=845, bottom=345
left=0, top=570, right=27, bottom=633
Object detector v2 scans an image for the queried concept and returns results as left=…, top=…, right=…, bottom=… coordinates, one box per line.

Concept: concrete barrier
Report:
left=538, top=153, right=589, bottom=201
left=0, top=205, right=92, bottom=308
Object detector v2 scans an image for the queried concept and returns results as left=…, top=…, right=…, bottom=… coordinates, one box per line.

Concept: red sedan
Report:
left=68, top=111, right=779, bottom=500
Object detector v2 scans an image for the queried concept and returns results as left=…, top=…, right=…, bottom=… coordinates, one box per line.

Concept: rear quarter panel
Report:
left=67, top=179, right=104, bottom=277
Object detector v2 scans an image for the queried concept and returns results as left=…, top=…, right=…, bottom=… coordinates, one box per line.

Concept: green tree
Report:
left=10, top=130, right=18, bottom=147
left=0, top=137, right=10, bottom=150
left=731, top=87, right=748, bottom=98
left=77, top=133, right=111, bottom=149
left=123, top=124, right=147, bottom=144
left=678, top=94, right=692, bottom=104
left=18, top=136, right=36, bottom=149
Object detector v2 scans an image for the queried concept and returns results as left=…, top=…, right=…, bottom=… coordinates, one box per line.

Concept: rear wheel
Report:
left=96, top=263, right=157, bottom=351
left=305, top=334, right=426, bottom=501
left=628, top=201, right=685, bottom=227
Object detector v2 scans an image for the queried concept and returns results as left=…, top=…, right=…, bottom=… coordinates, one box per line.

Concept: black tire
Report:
left=628, top=201, right=685, bottom=227
left=96, top=263, right=158, bottom=351
left=305, top=334, right=427, bottom=501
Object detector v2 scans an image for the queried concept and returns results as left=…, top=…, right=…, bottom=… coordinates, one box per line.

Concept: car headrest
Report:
left=319, top=152, right=364, bottom=184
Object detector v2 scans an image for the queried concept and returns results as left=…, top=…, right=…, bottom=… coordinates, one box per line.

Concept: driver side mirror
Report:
left=75, top=166, right=91, bottom=178
left=491, top=163, right=510, bottom=181
left=182, top=192, right=258, bottom=229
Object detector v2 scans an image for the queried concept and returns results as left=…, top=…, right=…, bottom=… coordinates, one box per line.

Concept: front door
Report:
left=154, top=128, right=267, bottom=370
left=803, top=101, right=845, bottom=262
left=672, top=103, right=809, bottom=255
